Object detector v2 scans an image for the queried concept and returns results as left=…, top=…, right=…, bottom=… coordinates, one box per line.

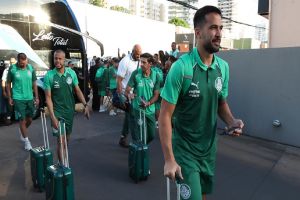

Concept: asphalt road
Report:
left=0, top=111, right=300, bottom=200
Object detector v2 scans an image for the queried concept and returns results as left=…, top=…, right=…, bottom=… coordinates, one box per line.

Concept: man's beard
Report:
left=203, top=41, right=220, bottom=54
left=55, top=64, right=63, bottom=69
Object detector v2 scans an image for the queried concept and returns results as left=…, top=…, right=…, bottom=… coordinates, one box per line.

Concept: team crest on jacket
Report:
left=180, top=183, right=191, bottom=199
left=66, top=76, right=73, bottom=85
left=215, top=77, right=223, bottom=93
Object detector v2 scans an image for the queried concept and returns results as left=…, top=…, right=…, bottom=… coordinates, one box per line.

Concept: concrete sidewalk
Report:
left=0, top=112, right=299, bottom=200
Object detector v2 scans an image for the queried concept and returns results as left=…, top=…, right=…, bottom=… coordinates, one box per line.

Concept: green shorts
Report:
left=14, top=99, right=34, bottom=120
left=178, top=168, right=214, bottom=200
left=98, top=90, right=106, bottom=96
left=174, top=142, right=217, bottom=199
left=98, top=83, right=106, bottom=96
left=52, top=113, right=74, bottom=137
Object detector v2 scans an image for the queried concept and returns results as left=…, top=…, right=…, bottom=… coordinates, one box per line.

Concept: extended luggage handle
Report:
left=40, top=108, right=50, bottom=149
left=58, top=118, right=70, bottom=168
left=167, top=178, right=180, bottom=200
left=138, top=108, right=147, bottom=145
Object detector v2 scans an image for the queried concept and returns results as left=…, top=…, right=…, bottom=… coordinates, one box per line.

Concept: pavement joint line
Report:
left=248, top=147, right=286, bottom=200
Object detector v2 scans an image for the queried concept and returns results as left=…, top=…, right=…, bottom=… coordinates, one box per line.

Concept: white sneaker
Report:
left=117, top=109, right=124, bottom=113
left=24, top=140, right=32, bottom=151
left=19, top=128, right=26, bottom=142
left=156, top=121, right=159, bottom=129
left=109, top=110, right=117, bottom=116
left=99, top=105, right=106, bottom=113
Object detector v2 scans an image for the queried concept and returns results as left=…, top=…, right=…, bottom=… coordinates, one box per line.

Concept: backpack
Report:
left=112, top=92, right=131, bottom=112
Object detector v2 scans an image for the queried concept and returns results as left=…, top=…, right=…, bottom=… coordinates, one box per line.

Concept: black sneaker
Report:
left=119, top=137, right=129, bottom=148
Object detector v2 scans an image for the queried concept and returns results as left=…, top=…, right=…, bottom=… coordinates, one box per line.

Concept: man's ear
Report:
left=195, top=28, right=202, bottom=39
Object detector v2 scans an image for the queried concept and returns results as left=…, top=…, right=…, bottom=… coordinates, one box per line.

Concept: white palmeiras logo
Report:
left=180, top=183, right=191, bottom=199
left=66, top=76, right=73, bottom=85
left=215, top=77, right=223, bottom=93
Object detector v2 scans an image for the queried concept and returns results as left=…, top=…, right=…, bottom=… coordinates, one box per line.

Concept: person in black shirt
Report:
left=89, top=58, right=101, bottom=110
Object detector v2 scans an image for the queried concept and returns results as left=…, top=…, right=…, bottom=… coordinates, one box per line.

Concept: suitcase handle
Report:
left=40, top=108, right=50, bottom=149
left=139, top=109, right=147, bottom=145
left=167, top=178, right=180, bottom=200
left=58, top=119, right=70, bottom=168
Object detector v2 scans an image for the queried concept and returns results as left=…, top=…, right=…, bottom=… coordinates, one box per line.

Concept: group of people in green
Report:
left=5, top=5, right=245, bottom=200
left=6, top=50, right=89, bottom=163
left=113, top=5, right=245, bottom=200
left=94, top=57, right=119, bottom=115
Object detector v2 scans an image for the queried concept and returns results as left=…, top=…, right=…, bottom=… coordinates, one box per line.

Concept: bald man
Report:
left=44, top=49, right=90, bottom=163
left=116, top=44, right=142, bottom=147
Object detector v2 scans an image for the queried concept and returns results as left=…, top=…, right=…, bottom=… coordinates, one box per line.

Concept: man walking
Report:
left=89, top=58, right=100, bottom=110
left=159, top=6, right=244, bottom=200
left=126, top=53, right=160, bottom=144
left=44, top=49, right=89, bottom=163
left=117, top=44, right=142, bottom=147
left=6, top=53, right=39, bottom=150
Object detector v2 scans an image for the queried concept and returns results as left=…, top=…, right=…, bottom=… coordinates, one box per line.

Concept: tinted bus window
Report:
left=0, top=0, right=85, bottom=70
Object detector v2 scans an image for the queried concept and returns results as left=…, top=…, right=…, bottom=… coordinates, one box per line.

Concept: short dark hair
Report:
left=168, top=56, right=177, bottom=63
left=0, top=60, right=4, bottom=67
left=112, top=57, right=119, bottom=63
left=193, top=6, right=222, bottom=28
left=95, top=57, right=101, bottom=63
left=17, top=53, right=27, bottom=60
left=140, top=53, right=154, bottom=64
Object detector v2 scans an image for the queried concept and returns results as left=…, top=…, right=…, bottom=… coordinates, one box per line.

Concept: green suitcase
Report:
left=30, top=147, right=53, bottom=191
left=45, top=164, right=74, bottom=200
left=30, top=109, right=53, bottom=191
left=128, top=108, right=150, bottom=183
left=45, top=119, right=74, bottom=200
left=128, top=142, right=150, bottom=183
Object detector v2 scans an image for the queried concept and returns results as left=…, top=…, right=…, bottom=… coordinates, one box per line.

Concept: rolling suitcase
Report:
left=30, top=108, right=53, bottom=191
left=128, top=108, right=150, bottom=183
left=45, top=120, right=75, bottom=200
